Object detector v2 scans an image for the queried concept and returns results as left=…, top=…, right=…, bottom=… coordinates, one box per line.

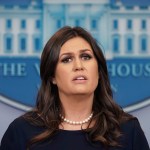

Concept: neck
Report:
left=59, top=93, right=94, bottom=121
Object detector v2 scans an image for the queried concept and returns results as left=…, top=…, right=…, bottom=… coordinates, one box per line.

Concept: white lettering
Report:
left=107, top=63, right=150, bottom=78
left=117, top=63, right=130, bottom=77
left=132, top=63, right=143, bottom=77
left=34, top=63, right=40, bottom=76
left=111, top=84, right=118, bottom=93
left=144, top=63, right=150, bottom=77
left=0, top=63, right=27, bottom=76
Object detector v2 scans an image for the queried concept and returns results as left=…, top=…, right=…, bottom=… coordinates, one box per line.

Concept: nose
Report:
left=73, top=58, right=84, bottom=71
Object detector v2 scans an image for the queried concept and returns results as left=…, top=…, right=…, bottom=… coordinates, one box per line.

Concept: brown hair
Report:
left=24, top=26, right=133, bottom=149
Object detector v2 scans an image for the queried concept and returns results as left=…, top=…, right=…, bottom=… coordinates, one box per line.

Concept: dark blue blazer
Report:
left=0, top=117, right=149, bottom=150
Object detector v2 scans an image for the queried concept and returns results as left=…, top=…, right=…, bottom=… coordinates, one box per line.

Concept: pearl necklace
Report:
left=60, top=113, right=93, bottom=125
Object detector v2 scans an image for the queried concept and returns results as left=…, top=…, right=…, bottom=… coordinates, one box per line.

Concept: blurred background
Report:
left=0, top=0, right=150, bottom=145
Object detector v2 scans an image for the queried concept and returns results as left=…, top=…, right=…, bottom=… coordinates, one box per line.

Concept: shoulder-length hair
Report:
left=24, top=26, right=132, bottom=149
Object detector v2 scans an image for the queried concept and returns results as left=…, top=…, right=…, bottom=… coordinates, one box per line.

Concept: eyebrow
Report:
left=59, top=49, right=92, bottom=58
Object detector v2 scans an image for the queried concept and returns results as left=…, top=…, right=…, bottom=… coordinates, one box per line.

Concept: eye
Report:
left=81, top=53, right=92, bottom=60
left=61, top=56, right=72, bottom=63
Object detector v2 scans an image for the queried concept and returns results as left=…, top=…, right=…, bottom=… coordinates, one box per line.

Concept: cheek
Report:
left=94, top=70, right=99, bottom=84
left=94, top=68, right=99, bottom=84
left=54, top=66, right=70, bottom=83
left=92, top=63, right=99, bottom=78
left=88, top=63, right=99, bottom=86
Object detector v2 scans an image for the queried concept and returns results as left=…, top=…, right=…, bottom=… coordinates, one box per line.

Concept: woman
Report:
left=0, top=26, right=149, bottom=150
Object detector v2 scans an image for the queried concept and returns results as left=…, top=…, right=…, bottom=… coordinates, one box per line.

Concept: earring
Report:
left=52, top=79, right=56, bottom=84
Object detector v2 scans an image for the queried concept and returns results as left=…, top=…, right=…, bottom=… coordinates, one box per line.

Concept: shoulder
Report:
left=2, top=116, right=32, bottom=137
left=120, top=118, right=149, bottom=149
left=120, top=117, right=146, bottom=136
left=5, top=114, right=44, bottom=138
left=5, top=116, right=33, bottom=133
left=9, top=116, right=31, bottom=129
left=120, top=117, right=145, bottom=137
left=120, top=117, right=139, bottom=131
left=0, top=115, right=44, bottom=150
left=0, top=116, right=29, bottom=149
left=1, top=115, right=37, bottom=139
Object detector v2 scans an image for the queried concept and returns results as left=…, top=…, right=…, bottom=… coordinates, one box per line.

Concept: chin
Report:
left=72, top=90, right=93, bottom=95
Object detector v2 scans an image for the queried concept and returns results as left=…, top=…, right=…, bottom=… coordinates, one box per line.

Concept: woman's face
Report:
left=53, top=37, right=99, bottom=97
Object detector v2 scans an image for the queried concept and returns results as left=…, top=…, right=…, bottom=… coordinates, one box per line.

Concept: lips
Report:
left=72, top=75, right=87, bottom=81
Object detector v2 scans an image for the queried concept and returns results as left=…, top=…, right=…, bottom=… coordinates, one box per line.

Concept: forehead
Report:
left=60, top=37, right=92, bottom=54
